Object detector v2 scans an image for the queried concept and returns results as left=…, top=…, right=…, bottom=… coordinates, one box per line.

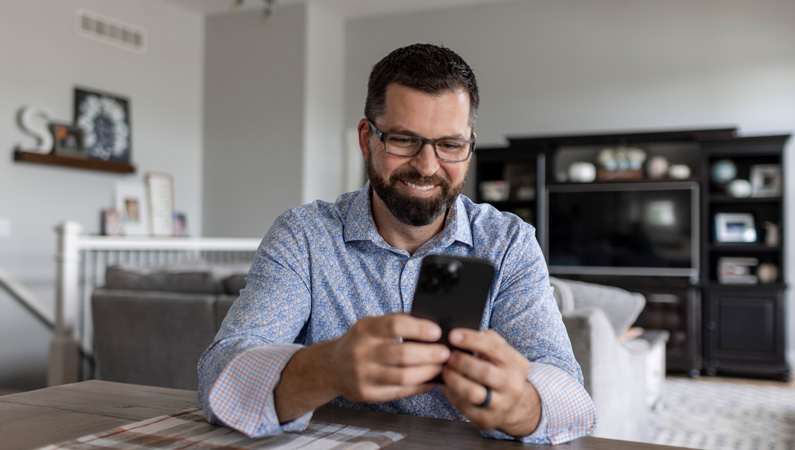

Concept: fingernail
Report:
left=429, top=326, right=442, bottom=340
left=449, top=330, right=462, bottom=344
left=440, top=347, right=450, bottom=360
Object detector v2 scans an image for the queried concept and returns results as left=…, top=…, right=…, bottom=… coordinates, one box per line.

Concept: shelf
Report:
left=548, top=178, right=699, bottom=187
left=14, top=150, right=136, bottom=173
left=709, top=243, right=782, bottom=252
left=704, top=282, right=786, bottom=290
left=709, top=195, right=782, bottom=203
left=483, top=200, right=535, bottom=209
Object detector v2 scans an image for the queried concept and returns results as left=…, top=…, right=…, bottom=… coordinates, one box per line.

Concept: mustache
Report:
left=389, top=169, right=448, bottom=187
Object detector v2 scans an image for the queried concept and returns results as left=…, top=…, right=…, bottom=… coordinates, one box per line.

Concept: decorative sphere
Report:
left=727, top=179, right=752, bottom=198
left=711, top=159, right=736, bottom=184
left=568, top=162, right=596, bottom=183
left=668, top=164, right=691, bottom=180
left=646, top=156, right=669, bottom=179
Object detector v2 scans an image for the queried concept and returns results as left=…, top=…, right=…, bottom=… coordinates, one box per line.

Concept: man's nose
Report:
left=410, top=142, right=440, bottom=176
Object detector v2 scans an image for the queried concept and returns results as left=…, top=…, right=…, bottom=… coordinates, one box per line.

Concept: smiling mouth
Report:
left=404, top=181, right=436, bottom=191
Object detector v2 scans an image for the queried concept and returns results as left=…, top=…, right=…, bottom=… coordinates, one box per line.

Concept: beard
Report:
left=366, top=145, right=467, bottom=227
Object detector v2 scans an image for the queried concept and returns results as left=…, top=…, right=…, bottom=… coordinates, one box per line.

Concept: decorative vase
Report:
left=764, top=222, right=781, bottom=247
left=757, top=263, right=779, bottom=284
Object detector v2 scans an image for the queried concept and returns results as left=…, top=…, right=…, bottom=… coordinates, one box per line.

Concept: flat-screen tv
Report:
left=546, top=182, right=699, bottom=278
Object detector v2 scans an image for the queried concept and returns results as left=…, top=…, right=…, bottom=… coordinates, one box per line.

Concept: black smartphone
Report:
left=409, top=255, right=495, bottom=383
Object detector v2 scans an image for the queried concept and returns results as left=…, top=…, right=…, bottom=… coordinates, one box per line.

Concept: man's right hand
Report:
left=274, top=313, right=449, bottom=423
left=329, top=313, right=450, bottom=402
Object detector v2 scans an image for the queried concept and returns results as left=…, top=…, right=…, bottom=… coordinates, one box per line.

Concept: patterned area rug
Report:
left=649, top=377, right=795, bottom=450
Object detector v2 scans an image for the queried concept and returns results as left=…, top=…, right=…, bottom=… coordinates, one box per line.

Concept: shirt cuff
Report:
left=207, top=343, right=312, bottom=437
left=482, top=363, right=597, bottom=444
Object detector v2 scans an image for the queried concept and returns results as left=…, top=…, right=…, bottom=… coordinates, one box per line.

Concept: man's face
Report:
left=362, top=83, right=472, bottom=227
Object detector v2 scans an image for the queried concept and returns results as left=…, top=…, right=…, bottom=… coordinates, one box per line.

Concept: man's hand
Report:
left=439, top=329, right=541, bottom=438
left=274, top=313, right=449, bottom=422
left=328, top=313, right=450, bottom=402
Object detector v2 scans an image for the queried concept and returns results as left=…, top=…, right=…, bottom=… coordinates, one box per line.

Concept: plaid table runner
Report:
left=39, top=408, right=406, bottom=450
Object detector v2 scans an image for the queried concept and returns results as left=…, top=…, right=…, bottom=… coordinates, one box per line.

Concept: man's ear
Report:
left=358, top=118, right=370, bottom=160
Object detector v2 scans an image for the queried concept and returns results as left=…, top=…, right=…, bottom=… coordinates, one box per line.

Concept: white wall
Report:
left=0, top=0, right=204, bottom=390
left=344, top=0, right=795, bottom=360
left=202, top=4, right=307, bottom=238
left=203, top=3, right=348, bottom=236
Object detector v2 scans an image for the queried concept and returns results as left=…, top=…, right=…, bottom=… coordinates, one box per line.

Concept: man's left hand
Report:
left=438, top=329, right=541, bottom=438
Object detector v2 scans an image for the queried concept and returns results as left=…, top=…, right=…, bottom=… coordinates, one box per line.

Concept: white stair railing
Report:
left=49, top=221, right=261, bottom=386
left=0, top=267, right=55, bottom=330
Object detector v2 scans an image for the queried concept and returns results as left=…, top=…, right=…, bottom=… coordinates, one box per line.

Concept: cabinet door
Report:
left=704, top=288, right=784, bottom=365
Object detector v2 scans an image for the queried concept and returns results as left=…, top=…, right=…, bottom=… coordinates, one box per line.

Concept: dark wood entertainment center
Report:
left=475, top=127, right=790, bottom=379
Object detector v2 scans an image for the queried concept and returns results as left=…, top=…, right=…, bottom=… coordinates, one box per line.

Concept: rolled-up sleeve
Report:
left=484, top=220, right=597, bottom=443
left=198, top=210, right=313, bottom=437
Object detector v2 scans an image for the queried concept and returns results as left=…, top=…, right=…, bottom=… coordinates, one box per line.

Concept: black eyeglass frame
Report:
left=367, top=120, right=476, bottom=162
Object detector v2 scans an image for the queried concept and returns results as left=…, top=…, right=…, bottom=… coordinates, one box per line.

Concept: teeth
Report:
left=405, top=181, right=435, bottom=191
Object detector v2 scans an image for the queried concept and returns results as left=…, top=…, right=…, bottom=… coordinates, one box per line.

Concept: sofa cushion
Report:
left=92, top=288, right=218, bottom=390
left=553, top=278, right=645, bottom=337
left=550, top=277, right=575, bottom=314
left=104, top=262, right=251, bottom=295
left=223, top=274, right=248, bottom=295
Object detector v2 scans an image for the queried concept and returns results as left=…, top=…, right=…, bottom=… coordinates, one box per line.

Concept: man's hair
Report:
left=364, top=43, right=479, bottom=130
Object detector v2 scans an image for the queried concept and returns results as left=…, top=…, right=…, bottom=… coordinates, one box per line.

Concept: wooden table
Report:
left=0, top=380, right=685, bottom=449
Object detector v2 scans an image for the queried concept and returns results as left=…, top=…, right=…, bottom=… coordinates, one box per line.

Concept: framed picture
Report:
left=49, top=122, right=86, bottom=158
left=145, top=172, right=175, bottom=237
left=114, top=182, right=149, bottom=236
left=173, top=212, right=187, bottom=237
left=100, top=209, right=124, bottom=236
left=74, top=87, right=131, bottom=163
left=715, top=212, right=757, bottom=243
left=749, top=164, right=782, bottom=197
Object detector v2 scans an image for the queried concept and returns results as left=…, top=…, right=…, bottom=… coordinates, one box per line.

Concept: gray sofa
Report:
left=91, top=263, right=249, bottom=390
left=550, top=277, right=669, bottom=442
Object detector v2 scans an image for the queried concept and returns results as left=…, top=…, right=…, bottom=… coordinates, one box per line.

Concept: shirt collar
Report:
left=341, top=182, right=381, bottom=243
left=341, top=182, right=473, bottom=249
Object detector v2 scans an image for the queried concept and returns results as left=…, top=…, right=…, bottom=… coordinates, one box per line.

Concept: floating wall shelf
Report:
left=13, top=150, right=135, bottom=174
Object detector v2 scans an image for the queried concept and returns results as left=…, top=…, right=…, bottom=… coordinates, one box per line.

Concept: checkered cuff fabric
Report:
left=482, top=363, right=596, bottom=444
left=208, top=343, right=311, bottom=437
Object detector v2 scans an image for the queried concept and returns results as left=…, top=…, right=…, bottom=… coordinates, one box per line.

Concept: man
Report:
left=198, top=43, right=597, bottom=444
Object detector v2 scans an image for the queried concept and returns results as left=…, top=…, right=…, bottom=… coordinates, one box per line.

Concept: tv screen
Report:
left=547, top=183, right=698, bottom=277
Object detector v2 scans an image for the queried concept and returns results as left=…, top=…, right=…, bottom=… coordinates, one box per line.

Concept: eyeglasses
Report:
left=368, top=120, right=476, bottom=162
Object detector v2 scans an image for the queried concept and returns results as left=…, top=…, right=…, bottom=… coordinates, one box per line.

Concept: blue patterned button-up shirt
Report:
left=198, top=183, right=597, bottom=444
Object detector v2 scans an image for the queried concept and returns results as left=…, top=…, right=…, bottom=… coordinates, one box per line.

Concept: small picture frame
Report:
left=115, top=182, right=150, bottom=236
left=750, top=164, right=782, bottom=197
left=715, top=212, right=757, bottom=243
left=100, top=209, right=124, bottom=236
left=49, top=122, right=86, bottom=158
left=173, top=212, right=187, bottom=237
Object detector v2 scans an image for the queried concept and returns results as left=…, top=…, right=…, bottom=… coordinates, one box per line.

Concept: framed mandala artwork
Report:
left=73, top=88, right=131, bottom=163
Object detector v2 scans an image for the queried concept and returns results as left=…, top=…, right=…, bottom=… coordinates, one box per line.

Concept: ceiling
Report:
left=159, top=0, right=513, bottom=19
